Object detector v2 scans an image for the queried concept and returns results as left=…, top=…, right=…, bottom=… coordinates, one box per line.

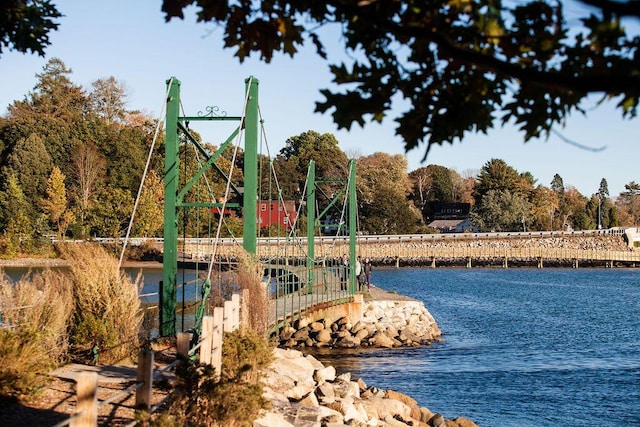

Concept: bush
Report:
left=59, top=243, right=143, bottom=364
left=161, top=329, right=273, bottom=427
left=0, top=269, right=73, bottom=399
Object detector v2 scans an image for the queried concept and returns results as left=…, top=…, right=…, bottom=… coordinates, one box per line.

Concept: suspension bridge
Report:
left=144, top=76, right=362, bottom=340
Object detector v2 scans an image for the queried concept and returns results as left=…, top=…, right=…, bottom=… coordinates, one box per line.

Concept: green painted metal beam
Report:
left=348, top=160, right=357, bottom=294
left=243, top=76, right=259, bottom=255
left=307, top=161, right=316, bottom=288
left=161, top=77, right=180, bottom=337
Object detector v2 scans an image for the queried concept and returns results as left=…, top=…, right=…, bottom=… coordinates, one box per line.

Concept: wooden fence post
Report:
left=135, top=350, right=154, bottom=410
left=223, top=300, right=234, bottom=332
left=212, top=306, right=224, bottom=380
left=177, top=332, right=192, bottom=358
left=232, top=293, right=240, bottom=330
left=200, top=315, right=214, bottom=365
left=72, top=372, right=98, bottom=427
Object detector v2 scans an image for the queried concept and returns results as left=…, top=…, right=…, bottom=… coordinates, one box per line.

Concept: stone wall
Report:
left=277, top=299, right=442, bottom=350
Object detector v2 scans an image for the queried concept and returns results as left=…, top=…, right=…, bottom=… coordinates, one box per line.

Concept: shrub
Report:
left=162, top=329, right=273, bottom=427
left=59, top=243, right=143, bottom=364
left=0, top=269, right=73, bottom=399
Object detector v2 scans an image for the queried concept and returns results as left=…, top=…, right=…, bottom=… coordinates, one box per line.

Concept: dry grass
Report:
left=235, top=251, right=269, bottom=336
left=58, top=243, right=143, bottom=364
left=0, top=269, right=73, bottom=399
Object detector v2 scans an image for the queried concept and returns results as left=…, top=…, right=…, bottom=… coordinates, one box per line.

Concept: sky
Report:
left=1, top=0, right=639, bottom=198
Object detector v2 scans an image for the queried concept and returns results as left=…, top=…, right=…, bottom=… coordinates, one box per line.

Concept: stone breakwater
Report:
left=255, top=348, right=477, bottom=427
left=277, top=298, right=442, bottom=350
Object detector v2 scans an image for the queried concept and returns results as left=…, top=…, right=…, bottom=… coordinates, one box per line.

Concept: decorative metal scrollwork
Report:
left=197, top=105, right=228, bottom=118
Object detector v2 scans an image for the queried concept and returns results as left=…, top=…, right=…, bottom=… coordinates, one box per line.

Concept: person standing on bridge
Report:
left=364, top=258, right=372, bottom=291
left=356, top=256, right=364, bottom=291
left=340, top=254, right=348, bottom=290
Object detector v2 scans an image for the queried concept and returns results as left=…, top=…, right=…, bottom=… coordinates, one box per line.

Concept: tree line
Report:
left=1, top=58, right=639, bottom=256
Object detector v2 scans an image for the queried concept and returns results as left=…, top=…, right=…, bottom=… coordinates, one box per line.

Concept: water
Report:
left=314, top=268, right=640, bottom=426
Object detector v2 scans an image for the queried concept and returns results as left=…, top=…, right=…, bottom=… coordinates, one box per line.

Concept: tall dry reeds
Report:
left=235, top=251, right=269, bottom=336
left=59, top=243, right=143, bottom=364
left=0, top=269, right=73, bottom=398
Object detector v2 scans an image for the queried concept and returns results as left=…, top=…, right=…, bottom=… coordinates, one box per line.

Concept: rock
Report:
left=370, top=331, right=395, bottom=348
left=309, top=321, right=324, bottom=331
left=316, top=329, right=332, bottom=343
left=253, top=411, right=295, bottom=427
left=314, top=365, right=336, bottom=383
left=293, top=328, right=310, bottom=341
left=386, top=389, right=421, bottom=420
left=298, top=391, right=319, bottom=407
left=448, top=417, right=479, bottom=427
left=429, top=413, right=447, bottom=427
left=420, top=407, right=436, bottom=423
left=315, top=382, right=336, bottom=403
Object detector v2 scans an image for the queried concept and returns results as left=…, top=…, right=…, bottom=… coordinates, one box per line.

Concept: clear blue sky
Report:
left=1, top=0, right=638, bottom=197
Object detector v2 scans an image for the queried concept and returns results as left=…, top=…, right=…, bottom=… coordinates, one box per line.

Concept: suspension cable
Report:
left=118, top=77, right=174, bottom=269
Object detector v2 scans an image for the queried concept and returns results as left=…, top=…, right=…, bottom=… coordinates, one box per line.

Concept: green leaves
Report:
left=0, top=0, right=61, bottom=57
left=161, top=0, right=640, bottom=159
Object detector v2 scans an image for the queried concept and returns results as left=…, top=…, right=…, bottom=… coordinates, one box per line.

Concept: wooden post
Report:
left=232, top=293, right=240, bottom=330
left=224, top=300, right=234, bottom=332
left=212, top=307, right=224, bottom=381
left=135, top=350, right=154, bottom=410
left=72, top=372, right=98, bottom=427
left=200, top=315, right=214, bottom=365
left=177, top=332, right=192, bottom=358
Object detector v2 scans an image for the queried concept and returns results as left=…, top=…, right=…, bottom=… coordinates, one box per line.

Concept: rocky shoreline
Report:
left=277, top=289, right=443, bottom=350
left=259, top=287, right=472, bottom=426
left=255, top=347, right=477, bottom=427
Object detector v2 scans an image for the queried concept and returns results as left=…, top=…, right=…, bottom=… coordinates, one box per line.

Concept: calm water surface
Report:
left=314, top=268, right=640, bottom=426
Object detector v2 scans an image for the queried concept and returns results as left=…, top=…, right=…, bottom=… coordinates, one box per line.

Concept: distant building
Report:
left=211, top=201, right=297, bottom=230
left=258, top=200, right=297, bottom=230
left=427, top=202, right=474, bottom=233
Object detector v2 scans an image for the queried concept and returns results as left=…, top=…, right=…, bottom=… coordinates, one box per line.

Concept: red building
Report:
left=257, top=200, right=297, bottom=230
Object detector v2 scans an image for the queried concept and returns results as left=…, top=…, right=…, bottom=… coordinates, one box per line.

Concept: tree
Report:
left=163, top=1, right=640, bottom=158
left=133, top=170, right=164, bottom=237
left=0, top=174, right=33, bottom=254
left=357, top=152, right=422, bottom=234
left=596, top=177, right=610, bottom=229
left=409, top=164, right=455, bottom=221
left=2, top=133, right=52, bottom=205
left=616, top=181, right=640, bottom=226
left=87, top=187, right=134, bottom=238
left=551, top=174, right=565, bottom=195
left=89, top=77, right=128, bottom=124
left=530, top=185, right=559, bottom=231
left=473, top=159, right=531, bottom=204
left=40, top=166, right=71, bottom=236
left=70, top=142, right=106, bottom=234
left=277, top=130, right=349, bottom=204
left=0, top=0, right=61, bottom=57
left=471, top=189, right=532, bottom=232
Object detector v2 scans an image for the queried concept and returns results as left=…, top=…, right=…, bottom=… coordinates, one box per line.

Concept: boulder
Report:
left=316, top=329, right=332, bottom=343
left=314, top=365, right=336, bottom=384
left=386, top=389, right=421, bottom=420
left=370, top=331, right=395, bottom=348
left=253, top=411, right=294, bottom=427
